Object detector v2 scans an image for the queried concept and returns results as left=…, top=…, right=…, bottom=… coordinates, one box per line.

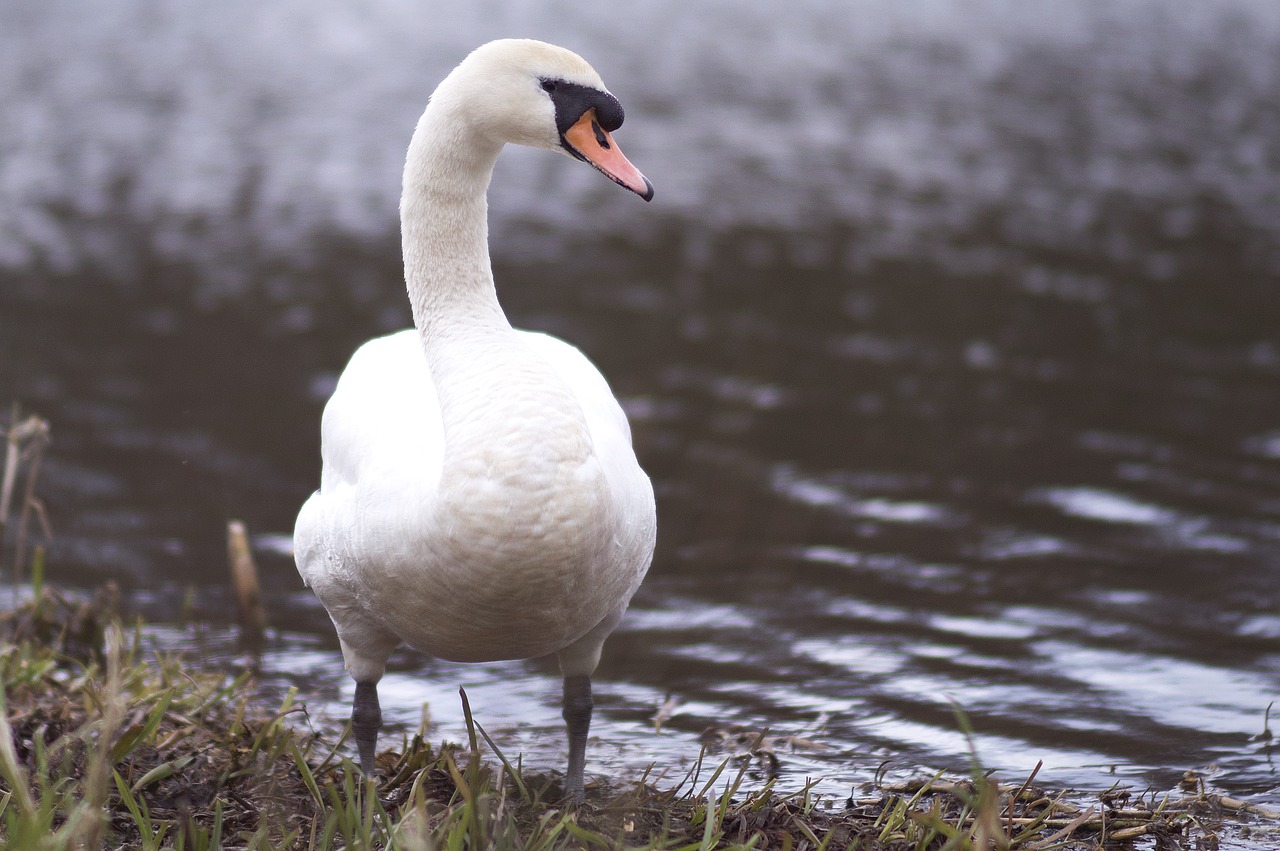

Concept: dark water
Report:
left=3, top=0, right=1280, bottom=827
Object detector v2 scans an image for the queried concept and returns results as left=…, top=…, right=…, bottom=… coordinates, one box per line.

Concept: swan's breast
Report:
left=298, top=328, right=652, bottom=663
left=369, top=339, right=627, bottom=659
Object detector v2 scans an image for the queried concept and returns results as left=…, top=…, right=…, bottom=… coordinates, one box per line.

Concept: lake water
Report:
left=2, top=0, right=1279, bottom=827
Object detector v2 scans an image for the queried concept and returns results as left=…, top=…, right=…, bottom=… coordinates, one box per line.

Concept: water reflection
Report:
left=2, top=0, right=1279, bottom=814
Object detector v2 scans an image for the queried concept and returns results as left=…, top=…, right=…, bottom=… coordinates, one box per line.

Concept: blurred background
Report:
left=2, top=0, right=1278, bottom=805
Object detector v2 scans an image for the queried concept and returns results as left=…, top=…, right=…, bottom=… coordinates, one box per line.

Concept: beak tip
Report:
left=639, top=178, right=655, bottom=202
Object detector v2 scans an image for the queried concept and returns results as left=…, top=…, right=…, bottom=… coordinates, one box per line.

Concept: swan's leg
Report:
left=336, top=632, right=397, bottom=778
left=557, top=608, right=624, bottom=802
left=562, top=674, right=593, bottom=802
left=352, top=680, right=382, bottom=776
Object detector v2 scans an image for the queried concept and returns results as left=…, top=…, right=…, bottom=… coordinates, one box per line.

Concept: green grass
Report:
left=0, top=579, right=1273, bottom=849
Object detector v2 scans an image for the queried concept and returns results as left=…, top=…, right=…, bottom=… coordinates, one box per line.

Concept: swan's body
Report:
left=293, top=39, right=656, bottom=800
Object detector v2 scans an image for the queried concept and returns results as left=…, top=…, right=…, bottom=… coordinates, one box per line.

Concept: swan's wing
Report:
left=518, top=329, right=656, bottom=588
left=517, top=331, right=634, bottom=451
left=295, top=329, right=443, bottom=594
left=318, top=329, right=444, bottom=489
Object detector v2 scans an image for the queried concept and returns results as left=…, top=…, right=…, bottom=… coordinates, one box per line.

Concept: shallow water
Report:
left=2, top=0, right=1279, bottom=821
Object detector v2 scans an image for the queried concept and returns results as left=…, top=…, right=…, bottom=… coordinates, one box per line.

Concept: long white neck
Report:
left=400, top=95, right=511, bottom=378
left=398, top=91, right=590, bottom=468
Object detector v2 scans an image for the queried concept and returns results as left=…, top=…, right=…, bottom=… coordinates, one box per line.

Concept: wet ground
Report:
left=2, top=0, right=1278, bottom=820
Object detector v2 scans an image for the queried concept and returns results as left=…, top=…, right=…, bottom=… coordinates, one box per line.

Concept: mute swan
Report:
left=293, top=39, right=656, bottom=801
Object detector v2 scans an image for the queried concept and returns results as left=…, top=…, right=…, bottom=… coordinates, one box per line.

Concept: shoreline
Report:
left=0, top=579, right=1274, bottom=849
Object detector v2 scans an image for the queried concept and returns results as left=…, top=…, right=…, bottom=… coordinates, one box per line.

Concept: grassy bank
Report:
left=0, top=577, right=1275, bottom=849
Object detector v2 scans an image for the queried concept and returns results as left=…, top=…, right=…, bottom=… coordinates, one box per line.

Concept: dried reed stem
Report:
left=227, top=519, right=268, bottom=652
left=0, top=404, right=51, bottom=582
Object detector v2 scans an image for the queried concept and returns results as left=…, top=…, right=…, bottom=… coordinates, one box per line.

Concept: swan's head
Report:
left=432, top=39, right=653, bottom=201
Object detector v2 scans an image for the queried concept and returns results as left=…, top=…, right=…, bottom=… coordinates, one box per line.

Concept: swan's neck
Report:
left=398, top=100, right=586, bottom=457
left=401, top=101, right=510, bottom=368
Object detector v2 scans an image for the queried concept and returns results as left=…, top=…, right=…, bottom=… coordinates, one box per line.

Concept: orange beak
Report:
left=563, top=109, right=654, bottom=201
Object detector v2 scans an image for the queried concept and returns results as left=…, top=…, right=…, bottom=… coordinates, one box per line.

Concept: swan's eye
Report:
left=541, top=80, right=557, bottom=93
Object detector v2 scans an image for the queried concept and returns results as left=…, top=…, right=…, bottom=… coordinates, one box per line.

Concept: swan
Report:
left=293, top=39, right=657, bottom=802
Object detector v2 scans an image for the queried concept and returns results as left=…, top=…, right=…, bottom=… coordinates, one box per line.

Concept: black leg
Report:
left=562, top=674, right=593, bottom=802
left=352, top=680, right=382, bottom=777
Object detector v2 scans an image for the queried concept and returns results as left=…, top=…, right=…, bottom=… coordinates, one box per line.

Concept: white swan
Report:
left=293, top=39, right=656, bottom=801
